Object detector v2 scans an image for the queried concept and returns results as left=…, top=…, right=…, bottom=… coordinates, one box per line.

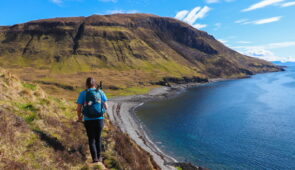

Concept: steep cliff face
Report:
left=0, top=14, right=282, bottom=79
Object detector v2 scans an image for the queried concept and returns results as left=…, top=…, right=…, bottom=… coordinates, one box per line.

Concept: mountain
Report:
left=0, top=14, right=283, bottom=98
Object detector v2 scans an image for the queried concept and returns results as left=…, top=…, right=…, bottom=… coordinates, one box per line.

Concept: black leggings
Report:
left=84, top=119, right=104, bottom=161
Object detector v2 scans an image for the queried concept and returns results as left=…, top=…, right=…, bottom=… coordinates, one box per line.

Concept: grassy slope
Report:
left=0, top=14, right=282, bottom=99
left=0, top=68, right=159, bottom=170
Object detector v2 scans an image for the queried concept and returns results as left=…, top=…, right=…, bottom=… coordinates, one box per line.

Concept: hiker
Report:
left=76, top=77, right=108, bottom=163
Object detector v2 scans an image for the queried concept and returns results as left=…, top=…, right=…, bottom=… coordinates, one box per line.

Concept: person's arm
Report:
left=99, top=90, right=108, bottom=110
left=76, top=104, right=83, bottom=122
left=103, top=102, right=108, bottom=110
left=76, top=91, right=85, bottom=122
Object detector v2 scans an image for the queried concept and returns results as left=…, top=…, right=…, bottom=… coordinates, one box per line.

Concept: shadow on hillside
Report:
left=33, top=129, right=65, bottom=151
left=32, top=127, right=88, bottom=165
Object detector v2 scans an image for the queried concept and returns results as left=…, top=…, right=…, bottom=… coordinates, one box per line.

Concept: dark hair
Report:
left=86, top=77, right=96, bottom=88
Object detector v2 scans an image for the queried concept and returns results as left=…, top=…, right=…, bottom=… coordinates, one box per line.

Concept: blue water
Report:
left=136, top=64, right=295, bottom=170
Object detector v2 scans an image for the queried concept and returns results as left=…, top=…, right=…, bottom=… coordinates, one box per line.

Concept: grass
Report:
left=1, top=68, right=123, bottom=169
left=0, top=27, right=205, bottom=97
left=51, top=55, right=91, bottom=73
left=107, top=86, right=152, bottom=98
left=14, top=103, right=39, bottom=125
left=136, top=58, right=197, bottom=77
left=103, top=157, right=120, bottom=169
left=24, top=112, right=38, bottom=124
left=16, top=103, right=38, bottom=112
left=3, top=53, right=205, bottom=100
left=0, top=43, right=166, bottom=170
left=123, top=86, right=151, bottom=95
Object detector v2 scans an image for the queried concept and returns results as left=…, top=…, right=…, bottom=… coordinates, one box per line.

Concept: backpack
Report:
left=82, top=89, right=106, bottom=118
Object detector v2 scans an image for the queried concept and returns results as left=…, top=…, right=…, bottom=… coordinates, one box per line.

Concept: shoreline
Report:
left=107, top=88, right=179, bottom=170
left=106, top=71, right=284, bottom=169
left=107, top=80, right=224, bottom=169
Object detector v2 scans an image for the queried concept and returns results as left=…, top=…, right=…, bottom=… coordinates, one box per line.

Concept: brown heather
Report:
left=0, top=68, right=160, bottom=170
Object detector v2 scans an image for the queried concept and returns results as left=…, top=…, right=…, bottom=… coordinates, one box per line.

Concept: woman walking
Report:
left=76, top=77, right=108, bottom=163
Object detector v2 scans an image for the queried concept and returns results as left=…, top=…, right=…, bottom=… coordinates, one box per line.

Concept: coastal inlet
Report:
left=136, top=63, right=295, bottom=169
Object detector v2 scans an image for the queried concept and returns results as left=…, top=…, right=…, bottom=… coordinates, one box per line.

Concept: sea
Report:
left=136, top=63, right=295, bottom=170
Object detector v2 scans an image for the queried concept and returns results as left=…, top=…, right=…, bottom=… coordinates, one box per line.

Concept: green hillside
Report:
left=0, top=14, right=283, bottom=99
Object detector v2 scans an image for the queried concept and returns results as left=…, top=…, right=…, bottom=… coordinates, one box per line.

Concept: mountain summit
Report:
left=0, top=14, right=283, bottom=95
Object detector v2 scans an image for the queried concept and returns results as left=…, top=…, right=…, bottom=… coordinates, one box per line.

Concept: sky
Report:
left=0, top=0, right=295, bottom=62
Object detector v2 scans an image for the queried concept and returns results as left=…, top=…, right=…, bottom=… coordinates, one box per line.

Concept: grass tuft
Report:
left=24, top=112, right=38, bottom=124
left=22, top=83, right=37, bottom=91
left=16, top=103, right=38, bottom=112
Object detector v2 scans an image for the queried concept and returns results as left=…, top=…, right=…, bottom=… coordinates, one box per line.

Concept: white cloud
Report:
left=253, top=16, right=282, bottom=24
left=50, top=0, right=62, bottom=5
left=175, top=6, right=211, bottom=30
left=235, top=19, right=249, bottom=24
left=193, top=24, right=207, bottom=29
left=241, top=21, right=253, bottom=25
left=232, top=41, right=295, bottom=61
left=242, top=0, right=285, bottom=12
left=244, top=47, right=278, bottom=60
left=183, top=7, right=201, bottom=24
left=235, top=16, right=282, bottom=25
left=196, top=6, right=211, bottom=19
left=233, top=46, right=280, bottom=61
left=105, top=10, right=138, bottom=14
left=183, top=6, right=210, bottom=25
left=243, top=47, right=295, bottom=62
left=281, top=1, right=295, bottom=7
left=175, top=10, right=189, bottom=20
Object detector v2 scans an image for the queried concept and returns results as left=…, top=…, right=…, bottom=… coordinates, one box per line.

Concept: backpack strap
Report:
left=84, top=89, right=93, bottom=104
left=97, top=90, right=105, bottom=113
left=97, top=90, right=102, bottom=102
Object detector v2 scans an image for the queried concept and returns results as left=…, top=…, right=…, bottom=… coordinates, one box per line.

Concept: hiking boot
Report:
left=92, top=159, right=99, bottom=163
